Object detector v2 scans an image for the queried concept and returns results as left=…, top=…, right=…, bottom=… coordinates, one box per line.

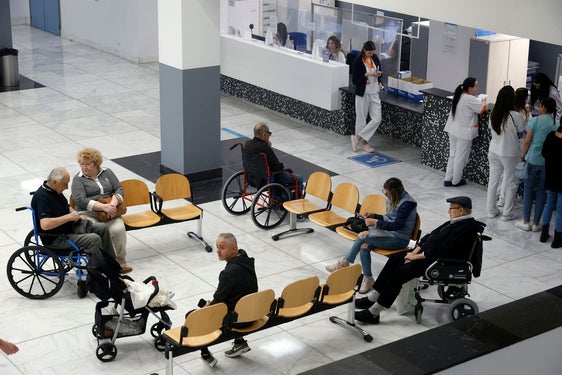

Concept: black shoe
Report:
left=444, top=181, right=452, bottom=187
left=355, top=297, right=373, bottom=310
left=552, top=231, right=562, bottom=249
left=354, top=309, right=380, bottom=324
left=452, top=179, right=466, bottom=187
left=540, top=225, right=550, bottom=243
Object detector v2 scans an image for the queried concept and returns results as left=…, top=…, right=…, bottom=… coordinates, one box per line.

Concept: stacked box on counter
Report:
left=386, top=71, right=433, bottom=101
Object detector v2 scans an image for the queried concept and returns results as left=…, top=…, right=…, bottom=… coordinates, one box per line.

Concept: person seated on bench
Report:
left=354, top=196, right=484, bottom=324
left=71, top=147, right=130, bottom=271
left=244, top=122, right=304, bottom=194
left=31, top=167, right=131, bottom=274
left=199, top=233, right=258, bottom=367
left=326, top=177, right=417, bottom=294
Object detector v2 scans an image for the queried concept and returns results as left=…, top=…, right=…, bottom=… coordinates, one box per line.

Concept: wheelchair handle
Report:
left=229, top=142, right=243, bottom=150
left=15, top=206, right=28, bottom=212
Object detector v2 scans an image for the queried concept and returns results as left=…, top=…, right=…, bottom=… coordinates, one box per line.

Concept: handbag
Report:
left=514, top=161, right=528, bottom=180
left=344, top=216, right=368, bottom=233
left=97, top=195, right=127, bottom=222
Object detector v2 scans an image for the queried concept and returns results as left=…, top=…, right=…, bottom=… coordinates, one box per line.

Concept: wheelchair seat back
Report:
left=425, top=259, right=473, bottom=283
left=242, top=149, right=269, bottom=189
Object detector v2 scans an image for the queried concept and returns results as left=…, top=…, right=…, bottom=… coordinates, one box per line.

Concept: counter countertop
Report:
left=340, top=85, right=423, bottom=114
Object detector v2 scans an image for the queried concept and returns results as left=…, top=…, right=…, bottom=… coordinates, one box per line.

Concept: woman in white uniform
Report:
left=351, top=41, right=382, bottom=153
left=444, top=77, right=488, bottom=186
left=486, top=86, right=526, bottom=220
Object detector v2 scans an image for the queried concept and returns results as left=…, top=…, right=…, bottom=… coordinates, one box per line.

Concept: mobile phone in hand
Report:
left=197, top=298, right=207, bottom=308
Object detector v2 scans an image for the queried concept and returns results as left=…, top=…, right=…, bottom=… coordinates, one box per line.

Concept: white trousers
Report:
left=355, top=93, right=381, bottom=142
left=82, top=212, right=128, bottom=259
left=444, top=133, right=472, bottom=185
left=486, top=152, right=519, bottom=217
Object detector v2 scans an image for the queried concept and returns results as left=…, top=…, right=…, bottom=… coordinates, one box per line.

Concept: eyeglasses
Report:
left=79, top=162, right=93, bottom=167
left=264, top=131, right=272, bottom=136
left=448, top=206, right=461, bottom=210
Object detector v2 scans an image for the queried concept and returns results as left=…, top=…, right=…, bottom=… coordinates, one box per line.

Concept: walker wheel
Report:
left=96, top=342, right=117, bottom=362
left=154, top=336, right=167, bottom=352
left=77, top=279, right=88, bottom=298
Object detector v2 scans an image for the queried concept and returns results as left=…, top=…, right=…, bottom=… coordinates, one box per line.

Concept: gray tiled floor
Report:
left=0, top=25, right=560, bottom=375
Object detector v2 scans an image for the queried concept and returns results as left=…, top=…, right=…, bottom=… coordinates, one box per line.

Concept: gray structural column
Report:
left=157, top=0, right=221, bottom=179
left=0, top=0, right=13, bottom=48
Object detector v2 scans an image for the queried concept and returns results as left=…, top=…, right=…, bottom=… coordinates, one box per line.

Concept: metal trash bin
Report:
left=1, top=48, right=19, bottom=87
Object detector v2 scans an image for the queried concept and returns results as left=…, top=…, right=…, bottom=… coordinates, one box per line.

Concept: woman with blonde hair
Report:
left=71, top=147, right=130, bottom=272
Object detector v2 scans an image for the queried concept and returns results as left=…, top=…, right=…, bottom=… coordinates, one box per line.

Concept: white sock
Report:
left=368, top=302, right=384, bottom=316
left=367, top=289, right=380, bottom=302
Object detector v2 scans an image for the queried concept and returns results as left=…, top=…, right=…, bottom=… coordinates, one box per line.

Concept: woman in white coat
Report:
left=486, top=86, right=526, bottom=220
left=444, top=77, right=488, bottom=186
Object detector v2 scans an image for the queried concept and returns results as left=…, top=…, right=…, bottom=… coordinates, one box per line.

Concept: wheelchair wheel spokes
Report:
left=222, top=171, right=254, bottom=215
left=251, top=183, right=289, bottom=229
left=7, top=246, right=65, bottom=299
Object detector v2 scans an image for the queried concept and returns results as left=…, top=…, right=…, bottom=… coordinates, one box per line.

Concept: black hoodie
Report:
left=211, top=249, right=258, bottom=310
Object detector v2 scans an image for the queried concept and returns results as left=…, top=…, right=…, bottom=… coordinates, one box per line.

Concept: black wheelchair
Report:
left=413, top=231, right=491, bottom=323
left=221, top=142, right=303, bottom=229
left=7, top=206, right=89, bottom=299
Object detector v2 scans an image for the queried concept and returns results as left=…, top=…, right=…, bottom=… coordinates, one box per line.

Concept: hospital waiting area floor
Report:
left=1, top=25, right=561, bottom=375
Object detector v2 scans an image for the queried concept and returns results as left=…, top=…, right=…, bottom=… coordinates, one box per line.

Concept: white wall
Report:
left=349, top=0, right=562, bottom=46
left=426, top=21, right=474, bottom=92
left=10, top=0, right=29, bottom=25
left=60, top=0, right=158, bottom=63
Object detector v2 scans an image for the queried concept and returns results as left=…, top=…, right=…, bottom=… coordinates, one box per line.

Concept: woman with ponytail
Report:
left=486, top=86, right=525, bottom=220
left=444, top=77, right=488, bottom=187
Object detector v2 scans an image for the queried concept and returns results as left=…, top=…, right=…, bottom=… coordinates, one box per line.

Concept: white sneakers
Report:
left=325, top=260, right=349, bottom=273
left=359, top=276, right=374, bottom=294
left=515, top=220, right=541, bottom=232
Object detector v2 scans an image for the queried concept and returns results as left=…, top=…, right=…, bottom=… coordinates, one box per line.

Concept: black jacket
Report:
left=351, top=53, right=382, bottom=97
left=419, top=217, right=484, bottom=266
left=211, top=249, right=258, bottom=310
left=244, top=137, right=284, bottom=172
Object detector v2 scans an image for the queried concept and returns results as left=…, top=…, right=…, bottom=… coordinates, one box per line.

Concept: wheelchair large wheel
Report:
left=7, top=246, right=64, bottom=299
left=24, top=229, right=38, bottom=246
left=222, top=171, right=254, bottom=215
left=251, top=183, right=290, bottom=229
left=437, top=285, right=467, bottom=301
left=448, top=298, right=479, bottom=322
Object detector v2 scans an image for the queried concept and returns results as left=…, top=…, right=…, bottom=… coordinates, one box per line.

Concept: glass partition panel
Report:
left=311, top=3, right=342, bottom=53
left=341, top=9, right=372, bottom=53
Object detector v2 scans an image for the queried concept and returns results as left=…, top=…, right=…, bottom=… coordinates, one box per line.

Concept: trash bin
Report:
left=1, top=48, right=19, bottom=87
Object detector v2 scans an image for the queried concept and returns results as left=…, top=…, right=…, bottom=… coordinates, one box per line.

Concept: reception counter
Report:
left=220, top=34, right=349, bottom=111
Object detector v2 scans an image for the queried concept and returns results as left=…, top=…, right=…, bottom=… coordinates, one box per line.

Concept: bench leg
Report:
left=329, top=294, right=373, bottom=342
left=271, top=212, right=314, bottom=241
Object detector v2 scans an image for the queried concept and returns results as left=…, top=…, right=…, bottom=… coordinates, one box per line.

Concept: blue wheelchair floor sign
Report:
left=348, top=152, right=401, bottom=168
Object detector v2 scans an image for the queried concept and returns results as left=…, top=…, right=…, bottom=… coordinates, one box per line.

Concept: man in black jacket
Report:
left=354, top=196, right=484, bottom=324
left=244, top=122, right=304, bottom=194
left=200, top=233, right=258, bottom=367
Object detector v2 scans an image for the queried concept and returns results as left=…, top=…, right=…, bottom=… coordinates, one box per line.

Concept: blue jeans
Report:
left=344, top=235, right=409, bottom=277
left=522, top=163, right=546, bottom=223
left=541, top=190, right=562, bottom=232
left=274, top=172, right=304, bottom=197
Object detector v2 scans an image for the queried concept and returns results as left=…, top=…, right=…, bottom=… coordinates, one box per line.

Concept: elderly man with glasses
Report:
left=244, top=122, right=304, bottom=193
left=354, top=196, right=484, bottom=324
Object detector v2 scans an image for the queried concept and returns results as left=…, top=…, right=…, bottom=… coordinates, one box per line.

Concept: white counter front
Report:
left=221, top=34, right=349, bottom=111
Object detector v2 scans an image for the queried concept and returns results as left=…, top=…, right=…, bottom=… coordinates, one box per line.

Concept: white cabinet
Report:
left=468, top=35, right=529, bottom=102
